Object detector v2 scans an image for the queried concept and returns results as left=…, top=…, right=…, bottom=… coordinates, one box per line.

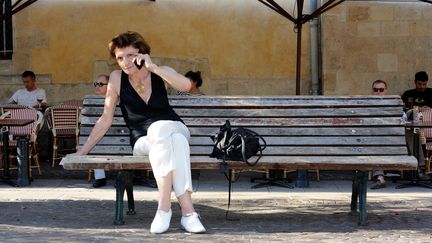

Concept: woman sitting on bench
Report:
left=73, top=31, right=205, bottom=234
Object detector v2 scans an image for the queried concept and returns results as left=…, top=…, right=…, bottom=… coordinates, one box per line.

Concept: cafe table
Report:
left=396, top=121, right=432, bottom=189
left=0, top=119, right=34, bottom=187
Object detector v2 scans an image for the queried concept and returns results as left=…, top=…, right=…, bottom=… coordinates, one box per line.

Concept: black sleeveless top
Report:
left=119, top=71, right=183, bottom=146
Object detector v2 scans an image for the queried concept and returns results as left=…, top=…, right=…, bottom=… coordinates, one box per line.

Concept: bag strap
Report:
left=240, top=128, right=267, bottom=166
left=219, top=154, right=228, bottom=173
left=243, top=128, right=267, bottom=151
left=219, top=159, right=237, bottom=220
left=242, top=141, right=262, bottom=166
left=220, top=120, right=232, bottom=152
left=226, top=168, right=232, bottom=219
left=225, top=120, right=231, bottom=130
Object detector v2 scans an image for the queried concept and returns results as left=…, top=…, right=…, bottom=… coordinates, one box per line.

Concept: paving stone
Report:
left=1, top=171, right=432, bottom=242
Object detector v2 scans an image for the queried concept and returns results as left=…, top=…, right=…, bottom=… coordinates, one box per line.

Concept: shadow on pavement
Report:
left=0, top=198, right=430, bottom=235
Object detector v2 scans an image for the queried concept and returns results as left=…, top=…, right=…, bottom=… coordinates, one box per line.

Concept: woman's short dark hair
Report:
left=108, top=31, right=151, bottom=58
left=185, top=71, right=203, bottom=88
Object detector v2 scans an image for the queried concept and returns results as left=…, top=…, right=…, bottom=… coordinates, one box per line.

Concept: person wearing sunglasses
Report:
left=371, top=80, right=387, bottom=95
left=94, top=74, right=109, bottom=96
left=370, top=80, right=388, bottom=189
left=92, top=74, right=109, bottom=188
left=401, top=71, right=432, bottom=109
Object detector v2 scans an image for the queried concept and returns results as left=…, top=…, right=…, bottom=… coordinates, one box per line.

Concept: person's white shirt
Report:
left=8, top=88, right=47, bottom=107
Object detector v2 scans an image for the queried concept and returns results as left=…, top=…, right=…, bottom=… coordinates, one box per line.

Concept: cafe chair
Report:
left=60, top=99, right=83, bottom=109
left=55, top=101, right=89, bottom=177
left=0, top=108, right=43, bottom=176
left=0, top=104, right=34, bottom=144
left=0, top=104, right=32, bottom=119
left=45, top=105, right=80, bottom=167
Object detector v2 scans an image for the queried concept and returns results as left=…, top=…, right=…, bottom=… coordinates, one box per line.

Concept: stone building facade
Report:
left=0, top=1, right=431, bottom=103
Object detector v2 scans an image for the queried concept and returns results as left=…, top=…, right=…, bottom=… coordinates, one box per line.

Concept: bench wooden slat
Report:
left=80, top=126, right=406, bottom=136
left=61, top=155, right=417, bottom=170
left=80, top=116, right=404, bottom=127
left=85, top=94, right=402, bottom=100
left=80, top=136, right=407, bottom=146
left=175, top=107, right=403, bottom=117
left=85, top=145, right=410, bottom=156
left=81, top=106, right=404, bottom=118
left=83, top=95, right=404, bottom=107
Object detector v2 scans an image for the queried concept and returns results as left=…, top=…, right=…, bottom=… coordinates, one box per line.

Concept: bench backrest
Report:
left=79, top=95, right=408, bottom=160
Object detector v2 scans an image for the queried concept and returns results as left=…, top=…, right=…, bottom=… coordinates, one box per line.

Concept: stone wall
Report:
left=1, top=1, right=432, bottom=102
left=322, top=2, right=432, bottom=96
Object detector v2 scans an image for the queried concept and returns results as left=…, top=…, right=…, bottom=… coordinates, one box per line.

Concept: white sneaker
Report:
left=181, top=212, right=206, bottom=233
left=150, top=209, right=172, bottom=234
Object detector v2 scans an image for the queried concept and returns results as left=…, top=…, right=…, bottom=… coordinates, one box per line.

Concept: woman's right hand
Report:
left=68, top=150, right=86, bottom=156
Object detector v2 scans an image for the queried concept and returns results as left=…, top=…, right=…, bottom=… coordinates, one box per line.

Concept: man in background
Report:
left=8, top=70, right=47, bottom=108
left=401, top=71, right=432, bottom=108
left=94, top=74, right=109, bottom=96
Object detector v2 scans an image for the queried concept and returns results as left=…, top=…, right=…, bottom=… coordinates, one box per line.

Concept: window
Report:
left=1, top=0, right=13, bottom=60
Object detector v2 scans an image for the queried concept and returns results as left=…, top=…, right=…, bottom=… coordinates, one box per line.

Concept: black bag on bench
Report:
left=210, top=120, right=266, bottom=166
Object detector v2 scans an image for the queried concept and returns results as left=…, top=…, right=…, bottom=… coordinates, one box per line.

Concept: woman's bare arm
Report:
left=75, top=71, right=121, bottom=155
left=135, top=54, right=191, bottom=92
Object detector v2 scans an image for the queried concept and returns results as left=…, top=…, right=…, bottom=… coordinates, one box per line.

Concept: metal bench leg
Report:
left=357, top=171, right=368, bottom=226
left=114, top=170, right=135, bottom=225
left=295, top=169, right=309, bottom=188
left=350, top=171, right=359, bottom=215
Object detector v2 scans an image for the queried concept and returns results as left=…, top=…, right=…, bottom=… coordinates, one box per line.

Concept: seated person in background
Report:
left=8, top=70, right=47, bottom=108
left=177, top=71, right=204, bottom=96
left=401, top=71, right=432, bottom=109
left=94, top=74, right=109, bottom=95
left=92, top=74, right=109, bottom=188
left=370, top=80, right=388, bottom=189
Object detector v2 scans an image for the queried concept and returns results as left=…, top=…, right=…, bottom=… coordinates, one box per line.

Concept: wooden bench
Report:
left=61, top=95, right=417, bottom=226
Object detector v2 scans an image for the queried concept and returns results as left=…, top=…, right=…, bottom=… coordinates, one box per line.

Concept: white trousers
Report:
left=133, top=120, right=192, bottom=197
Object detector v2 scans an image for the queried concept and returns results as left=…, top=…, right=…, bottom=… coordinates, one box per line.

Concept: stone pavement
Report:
left=1, top=170, right=432, bottom=243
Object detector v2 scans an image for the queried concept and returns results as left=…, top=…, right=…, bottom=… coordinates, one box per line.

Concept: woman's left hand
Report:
left=134, top=53, right=158, bottom=72
left=133, top=53, right=191, bottom=91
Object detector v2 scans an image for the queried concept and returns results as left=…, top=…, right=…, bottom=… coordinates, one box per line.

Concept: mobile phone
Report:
left=134, top=52, right=145, bottom=70
left=134, top=59, right=144, bottom=70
